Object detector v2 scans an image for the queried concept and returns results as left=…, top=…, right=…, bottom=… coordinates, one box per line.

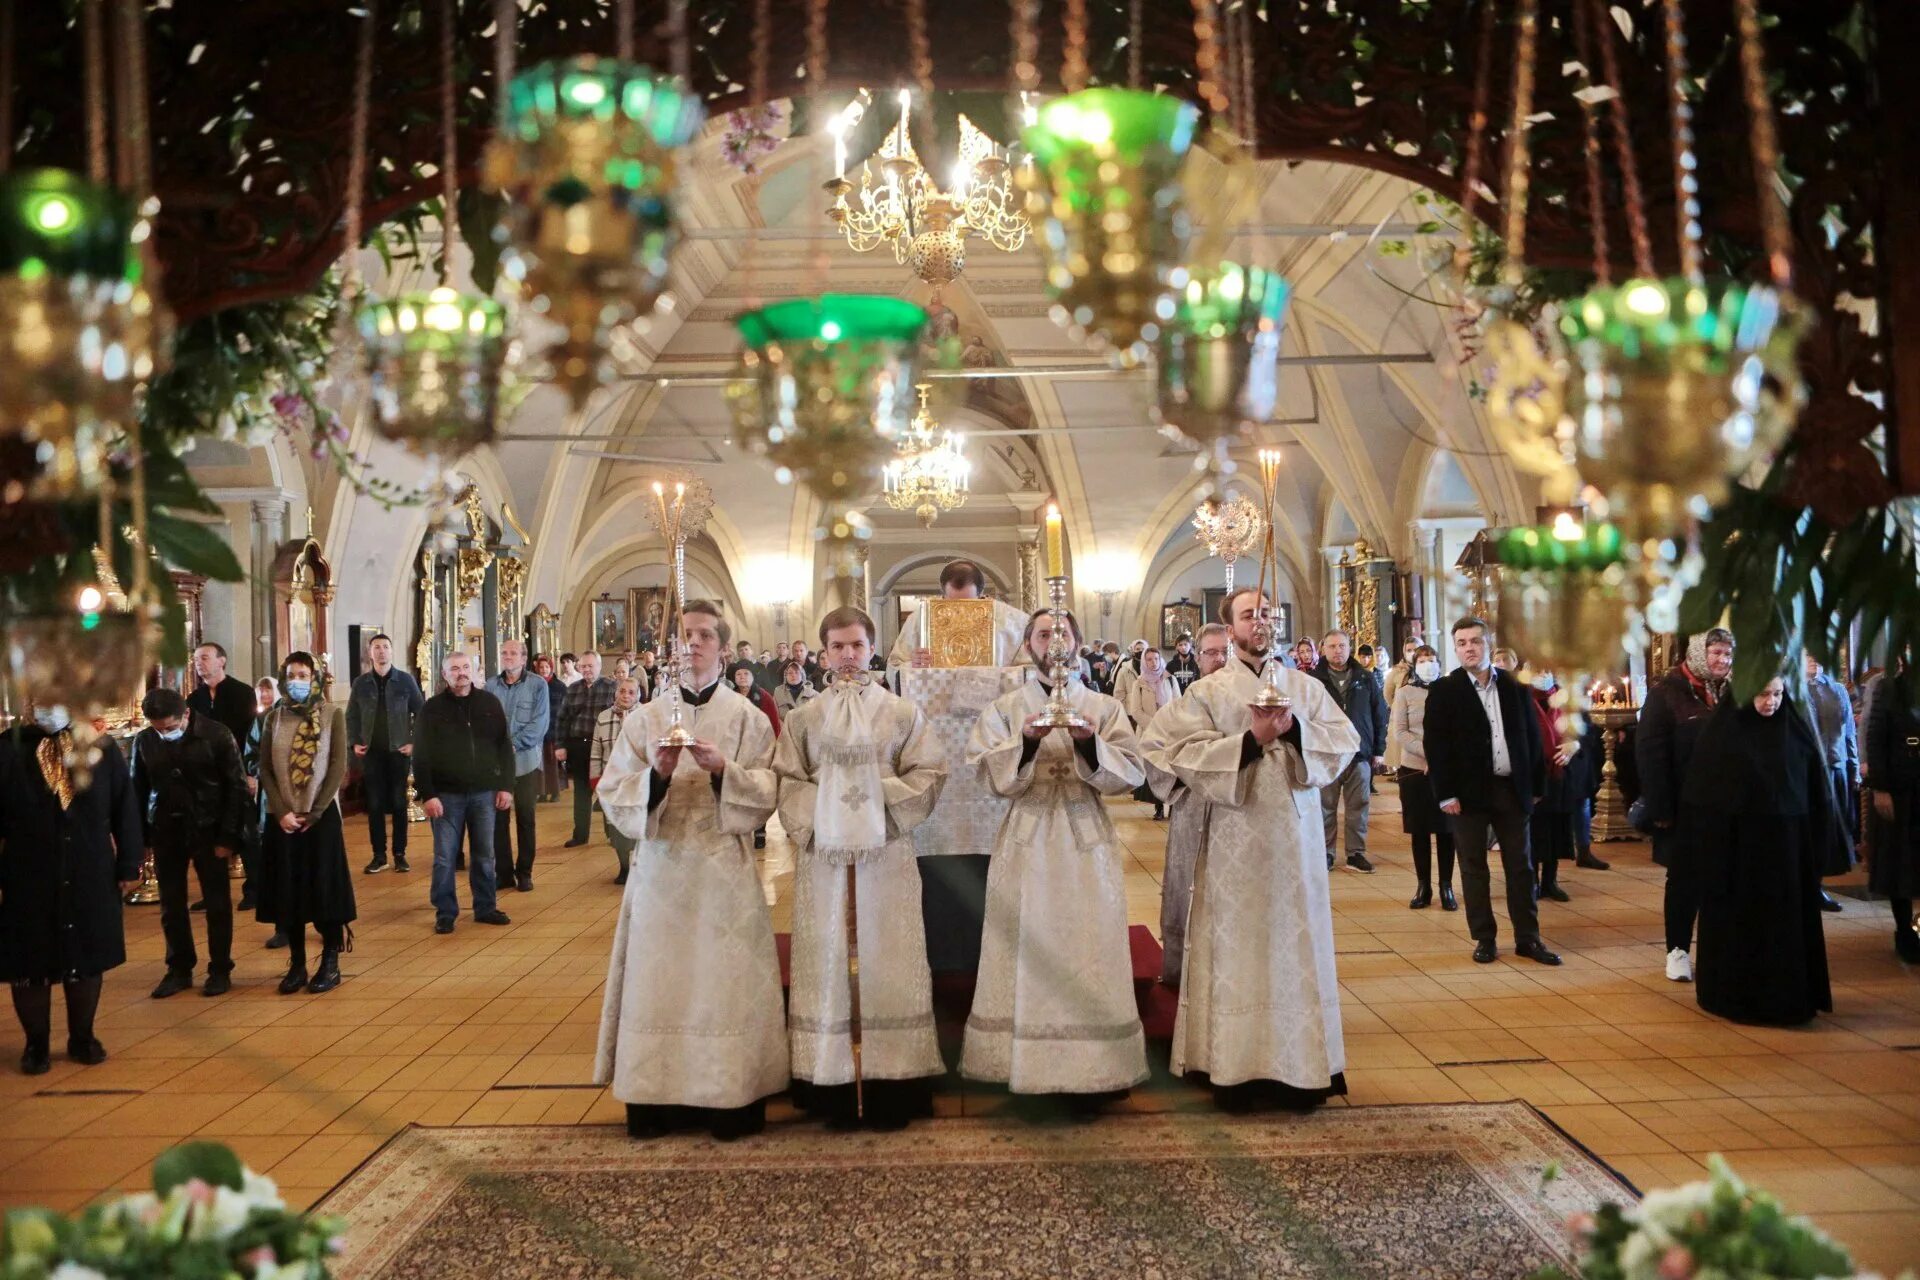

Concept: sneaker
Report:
left=434, top=917, right=455, bottom=935
left=364, top=857, right=389, bottom=875
left=474, top=910, right=512, bottom=926
left=394, top=856, right=412, bottom=873
left=150, top=971, right=193, bottom=999
left=1665, top=948, right=1693, bottom=983
left=1345, top=854, right=1375, bottom=874
left=202, top=972, right=232, bottom=997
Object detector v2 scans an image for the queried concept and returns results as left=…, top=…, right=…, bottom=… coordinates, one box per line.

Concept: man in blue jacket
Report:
left=486, top=638, right=550, bottom=893
left=1308, top=630, right=1389, bottom=874
left=347, top=635, right=426, bottom=875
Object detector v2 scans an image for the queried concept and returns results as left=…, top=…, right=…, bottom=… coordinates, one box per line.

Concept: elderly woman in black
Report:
left=0, top=708, right=144, bottom=1073
left=255, top=653, right=357, bottom=995
left=1683, top=674, right=1833, bottom=1025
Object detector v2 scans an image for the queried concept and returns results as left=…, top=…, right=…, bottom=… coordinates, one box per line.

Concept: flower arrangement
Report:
left=1533, top=1156, right=1874, bottom=1280
left=719, top=102, right=789, bottom=175
left=0, top=1142, right=343, bottom=1280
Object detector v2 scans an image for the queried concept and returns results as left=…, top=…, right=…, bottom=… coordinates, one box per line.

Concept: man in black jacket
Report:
left=1309, top=630, right=1389, bottom=874
left=132, top=687, right=250, bottom=997
left=186, top=642, right=260, bottom=909
left=555, top=651, right=617, bottom=847
left=1423, top=617, right=1560, bottom=966
left=413, top=651, right=516, bottom=934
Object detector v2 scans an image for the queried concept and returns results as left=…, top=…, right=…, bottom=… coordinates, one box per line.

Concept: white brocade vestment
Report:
left=1139, top=661, right=1361, bottom=1090
left=962, top=678, right=1150, bottom=1093
left=1143, top=692, right=1209, bottom=986
left=773, top=682, right=949, bottom=1084
left=591, top=684, right=789, bottom=1109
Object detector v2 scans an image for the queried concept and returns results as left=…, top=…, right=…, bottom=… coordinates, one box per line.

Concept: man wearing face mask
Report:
left=131, top=688, right=251, bottom=998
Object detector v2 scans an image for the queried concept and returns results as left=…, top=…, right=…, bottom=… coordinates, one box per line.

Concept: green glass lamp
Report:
left=1560, top=276, right=1804, bottom=542
left=1153, top=262, right=1290, bottom=481
left=1495, top=518, right=1634, bottom=686
left=358, top=287, right=509, bottom=456
left=484, top=57, right=705, bottom=409
left=1019, top=88, right=1200, bottom=361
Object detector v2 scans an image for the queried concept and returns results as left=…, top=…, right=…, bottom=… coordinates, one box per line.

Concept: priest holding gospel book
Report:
left=887, top=559, right=1030, bottom=671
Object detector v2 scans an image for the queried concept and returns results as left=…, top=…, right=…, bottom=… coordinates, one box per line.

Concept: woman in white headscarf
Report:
left=1124, top=648, right=1178, bottom=819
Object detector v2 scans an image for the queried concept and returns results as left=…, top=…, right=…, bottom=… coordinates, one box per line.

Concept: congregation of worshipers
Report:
left=2, top=585, right=1916, bottom=1108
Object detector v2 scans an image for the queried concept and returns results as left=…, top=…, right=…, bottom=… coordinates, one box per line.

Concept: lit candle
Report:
left=896, top=88, right=910, bottom=155
left=831, top=120, right=847, bottom=179
left=1045, top=504, right=1065, bottom=578
left=951, top=159, right=969, bottom=200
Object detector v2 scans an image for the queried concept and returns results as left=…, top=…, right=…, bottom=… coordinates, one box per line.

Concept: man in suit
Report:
left=1423, top=616, right=1561, bottom=966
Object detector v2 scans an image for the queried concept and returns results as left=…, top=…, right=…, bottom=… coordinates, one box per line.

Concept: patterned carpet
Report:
left=318, top=1103, right=1633, bottom=1279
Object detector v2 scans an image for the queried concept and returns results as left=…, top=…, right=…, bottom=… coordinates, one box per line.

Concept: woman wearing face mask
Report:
left=1124, top=648, right=1178, bottom=819
left=0, top=706, right=144, bottom=1074
left=1524, top=669, right=1599, bottom=903
left=773, top=660, right=818, bottom=717
left=1681, top=674, right=1833, bottom=1025
left=1390, top=646, right=1456, bottom=910
left=254, top=654, right=357, bottom=995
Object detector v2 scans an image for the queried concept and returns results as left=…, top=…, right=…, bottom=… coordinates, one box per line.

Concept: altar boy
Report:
left=774, top=606, right=948, bottom=1128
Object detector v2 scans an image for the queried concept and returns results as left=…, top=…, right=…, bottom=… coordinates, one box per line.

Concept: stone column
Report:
left=250, top=498, right=288, bottom=681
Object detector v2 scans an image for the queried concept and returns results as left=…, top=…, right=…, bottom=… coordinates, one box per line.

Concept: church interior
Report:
left=0, top=1, right=1917, bottom=1277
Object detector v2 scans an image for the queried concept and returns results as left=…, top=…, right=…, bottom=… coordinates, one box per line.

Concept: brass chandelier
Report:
left=824, top=90, right=1030, bottom=290
left=881, top=384, right=971, bottom=527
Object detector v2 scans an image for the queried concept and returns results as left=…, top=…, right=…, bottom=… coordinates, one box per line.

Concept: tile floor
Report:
left=2, top=792, right=1916, bottom=1275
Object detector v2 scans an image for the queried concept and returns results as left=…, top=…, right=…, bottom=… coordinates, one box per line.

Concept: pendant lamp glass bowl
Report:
left=1495, top=522, right=1634, bottom=679
left=6, top=611, right=147, bottom=719
left=0, top=169, right=161, bottom=497
left=358, top=289, right=509, bottom=454
left=485, top=57, right=704, bottom=409
left=1019, top=88, right=1200, bottom=363
left=1154, top=263, right=1290, bottom=469
left=1560, top=277, right=1805, bottom=542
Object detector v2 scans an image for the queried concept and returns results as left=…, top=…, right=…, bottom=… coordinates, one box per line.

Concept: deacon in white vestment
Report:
left=1140, top=588, right=1360, bottom=1107
left=592, top=601, right=787, bottom=1139
left=963, top=609, right=1149, bottom=1098
left=774, top=606, right=949, bottom=1127
left=1148, top=622, right=1233, bottom=986
left=887, top=558, right=1031, bottom=670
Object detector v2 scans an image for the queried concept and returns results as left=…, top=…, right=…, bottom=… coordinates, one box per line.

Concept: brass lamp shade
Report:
left=358, top=288, right=509, bottom=455
left=5, top=611, right=146, bottom=716
left=1154, top=262, right=1290, bottom=469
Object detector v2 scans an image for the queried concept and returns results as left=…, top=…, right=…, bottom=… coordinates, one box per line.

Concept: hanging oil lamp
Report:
left=1154, top=261, right=1289, bottom=485
left=360, top=288, right=509, bottom=456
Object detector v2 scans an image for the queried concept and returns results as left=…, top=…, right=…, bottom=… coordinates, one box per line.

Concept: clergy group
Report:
left=591, top=584, right=1357, bottom=1138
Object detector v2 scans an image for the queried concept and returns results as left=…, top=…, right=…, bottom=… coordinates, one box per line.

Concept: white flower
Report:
left=49, top=1264, right=112, bottom=1280
left=188, top=1185, right=255, bottom=1241
left=1637, top=1182, right=1712, bottom=1233
left=242, top=1168, right=286, bottom=1211
left=107, top=1190, right=163, bottom=1228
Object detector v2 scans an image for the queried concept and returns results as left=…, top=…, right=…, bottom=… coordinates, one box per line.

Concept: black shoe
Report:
left=364, top=857, right=389, bottom=875
left=1153, top=805, right=1166, bottom=821
left=754, top=830, right=768, bottom=848
left=265, top=930, right=287, bottom=949
left=516, top=874, right=533, bottom=893
left=1820, top=890, right=1843, bottom=913
left=454, top=858, right=466, bottom=871
left=189, top=899, right=205, bottom=912
left=150, top=971, right=193, bottom=999
left=1409, top=886, right=1432, bottom=910
left=66, top=1038, right=107, bottom=1066
left=202, top=972, right=232, bottom=997
left=613, top=869, right=629, bottom=886
left=1895, top=927, right=1920, bottom=964
left=435, top=917, right=455, bottom=935
left=1575, top=851, right=1611, bottom=871
left=307, top=950, right=342, bottom=995
left=1346, top=854, right=1375, bottom=874
left=394, top=856, right=411, bottom=873
left=1439, top=886, right=1458, bottom=911
left=1472, top=940, right=1498, bottom=964
left=1327, top=857, right=1335, bottom=872
left=20, top=1043, right=50, bottom=1076
left=278, top=967, right=310, bottom=995
left=236, top=892, right=256, bottom=912
left=474, top=910, right=511, bottom=926
left=1541, top=883, right=1571, bottom=903
left=709, top=1103, right=765, bottom=1141
left=563, top=838, right=588, bottom=849
left=1516, top=939, right=1563, bottom=966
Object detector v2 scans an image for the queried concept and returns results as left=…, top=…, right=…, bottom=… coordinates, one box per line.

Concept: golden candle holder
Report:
left=1244, top=450, right=1293, bottom=711
left=125, top=848, right=161, bottom=905
left=1586, top=691, right=1639, bottom=842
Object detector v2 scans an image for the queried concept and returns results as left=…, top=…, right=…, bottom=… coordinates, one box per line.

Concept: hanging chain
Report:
left=0, top=0, right=12, bottom=173
left=1730, top=0, right=1792, bottom=290
left=1568, top=0, right=1609, bottom=285
left=1660, top=0, right=1703, bottom=283
left=668, top=0, right=689, bottom=86
left=1010, top=0, right=1039, bottom=96
left=82, top=0, right=107, bottom=182
left=752, top=0, right=771, bottom=107
left=343, top=0, right=376, bottom=304
left=1235, top=1, right=1256, bottom=152
left=1585, top=0, right=1655, bottom=278
left=1499, top=0, right=1540, bottom=282
left=906, top=0, right=934, bottom=157
left=1063, top=0, right=1089, bottom=95
left=108, top=0, right=152, bottom=609
left=806, top=0, right=829, bottom=88
left=440, top=0, right=459, bottom=277
left=1128, top=0, right=1142, bottom=89
left=494, top=0, right=515, bottom=117
left=1191, top=0, right=1227, bottom=118
left=116, top=0, right=152, bottom=199
left=1455, top=0, right=1497, bottom=230
left=616, top=0, right=634, bottom=62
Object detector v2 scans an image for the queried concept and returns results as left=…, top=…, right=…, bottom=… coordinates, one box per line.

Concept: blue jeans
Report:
left=430, top=791, right=499, bottom=921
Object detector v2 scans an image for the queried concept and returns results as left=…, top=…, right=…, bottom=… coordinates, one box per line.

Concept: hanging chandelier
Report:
left=882, top=384, right=971, bottom=527
left=823, top=90, right=1029, bottom=291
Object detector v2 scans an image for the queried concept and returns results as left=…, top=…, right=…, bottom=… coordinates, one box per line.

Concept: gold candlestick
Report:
left=1030, top=574, right=1090, bottom=729
left=1247, top=449, right=1292, bottom=711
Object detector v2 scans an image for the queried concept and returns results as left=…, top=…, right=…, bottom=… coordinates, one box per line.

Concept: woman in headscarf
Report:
left=1636, top=627, right=1734, bottom=983
left=1123, top=647, right=1178, bottom=819
left=1682, top=673, right=1833, bottom=1025
left=1391, top=645, right=1455, bottom=911
left=254, top=653, right=357, bottom=995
